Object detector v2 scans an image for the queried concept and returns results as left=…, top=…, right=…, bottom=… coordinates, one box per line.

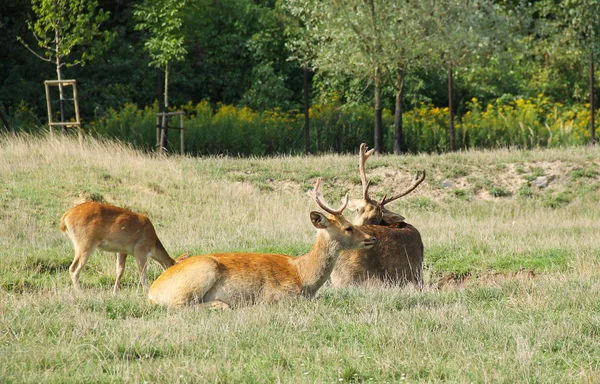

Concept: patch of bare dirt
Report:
left=127, top=183, right=164, bottom=195
left=436, top=270, right=536, bottom=290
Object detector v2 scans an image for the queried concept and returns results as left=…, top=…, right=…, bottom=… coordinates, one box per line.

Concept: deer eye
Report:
left=345, top=227, right=353, bottom=233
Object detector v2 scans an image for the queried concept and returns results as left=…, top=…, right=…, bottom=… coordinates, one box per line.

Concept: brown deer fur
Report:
left=332, top=223, right=424, bottom=288
left=331, top=143, right=425, bottom=288
left=60, top=202, right=176, bottom=294
left=147, top=179, right=376, bottom=309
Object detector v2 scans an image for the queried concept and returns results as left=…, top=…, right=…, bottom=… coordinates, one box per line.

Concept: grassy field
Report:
left=1, top=134, right=599, bottom=383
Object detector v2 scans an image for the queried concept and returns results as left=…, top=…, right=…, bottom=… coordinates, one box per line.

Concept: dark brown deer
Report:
left=331, top=143, right=426, bottom=288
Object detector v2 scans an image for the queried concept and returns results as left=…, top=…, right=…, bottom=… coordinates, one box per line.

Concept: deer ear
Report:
left=381, top=210, right=405, bottom=225
left=310, top=211, right=329, bottom=229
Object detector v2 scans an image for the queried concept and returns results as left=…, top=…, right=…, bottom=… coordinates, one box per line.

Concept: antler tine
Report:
left=359, top=143, right=375, bottom=200
left=309, top=177, right=348, bottom=216
left=380, top=170, right=426, bottom=207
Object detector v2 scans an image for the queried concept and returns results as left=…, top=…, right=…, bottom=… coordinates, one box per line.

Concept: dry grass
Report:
left=1, top=134, right=599, bottom=382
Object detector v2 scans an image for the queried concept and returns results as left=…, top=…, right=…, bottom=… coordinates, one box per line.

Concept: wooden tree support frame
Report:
left=156, top=111, right=185, bottom=155
left=44, top=80, right=82, bottom=143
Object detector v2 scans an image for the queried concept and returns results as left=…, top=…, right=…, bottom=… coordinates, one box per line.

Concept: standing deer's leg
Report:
left=114, top=252, right=127, bottom=294
left=133, top=247, right=150, bottom=295
left=69, top=245, right=95, bottom=291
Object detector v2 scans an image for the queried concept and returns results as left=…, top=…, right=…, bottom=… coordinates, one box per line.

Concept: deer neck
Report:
left=294, top=230, right=341, bottom=297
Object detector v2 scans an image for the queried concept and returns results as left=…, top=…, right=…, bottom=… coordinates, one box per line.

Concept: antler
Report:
left=308, top=177, right=348, bottom=216
left=359, top=143, right=375, bottom=200
left=379, top=170, right=426, bottom=207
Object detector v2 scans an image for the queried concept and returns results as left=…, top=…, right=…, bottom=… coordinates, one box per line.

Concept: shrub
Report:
left=87, top=95, right=598, bottom=156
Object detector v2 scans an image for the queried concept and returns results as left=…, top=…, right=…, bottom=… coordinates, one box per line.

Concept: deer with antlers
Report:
left=60, top=202, right=176, bottom=294
left=331, top=143, right=426, bottom=288
left=147, top=178, right=377, bottom=309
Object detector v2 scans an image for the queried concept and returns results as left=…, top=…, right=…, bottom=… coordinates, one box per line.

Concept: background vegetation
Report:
left=1, top=135, right=599, bottom=382
left=2, top=0, right=599, bottom=154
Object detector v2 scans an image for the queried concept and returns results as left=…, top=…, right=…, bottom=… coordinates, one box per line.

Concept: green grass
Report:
left=1, top=134, right=600, bottom=382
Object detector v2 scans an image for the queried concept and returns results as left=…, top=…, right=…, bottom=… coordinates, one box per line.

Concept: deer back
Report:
left=61, top=202, right=174, bottom=264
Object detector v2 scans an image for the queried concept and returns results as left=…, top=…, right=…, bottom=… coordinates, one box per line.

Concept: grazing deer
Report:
left=60, top=202, right=176, bottom=294
left=331, top=143, right=425, bottom=288
left=147, top=178, right=377, bottom=309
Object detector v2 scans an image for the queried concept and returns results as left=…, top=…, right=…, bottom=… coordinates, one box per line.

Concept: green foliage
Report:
left=458, top=95, right=595, bottom=149
left=543, top=190, right=573, bottom=209
left=241, top=63, right=295, bottom=111
left=90, top=102, right=158, bottom=150
left=19, top=0, right=114, bottom=68
left=535, top=0, right=600, bottom=58
left=516, top=182, right=534, bottom=199
left=87, top=94, right=599, bottom=155
left=91, top=101, right=378, bottom=155
left=6, top=101, right=42, bottom=133
left=133, top=0, right=187, bottom=69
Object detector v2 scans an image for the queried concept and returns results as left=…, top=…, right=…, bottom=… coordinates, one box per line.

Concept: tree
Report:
left=535, top=0, right=600, bottom=144
left=282, top=0, right=321, bottom=154
left=379, top=1, right=437, bottom=154
left=428, top=0, right=514, bottom=151
left=243, top=3, right=296, bottom=112
left=134, top=0, right=187, bottom=151
left=18, top=0, right=113, bottom=131
left=292, top=0, right=449, bottom=154
left=311, top=0, right=389, bottom=153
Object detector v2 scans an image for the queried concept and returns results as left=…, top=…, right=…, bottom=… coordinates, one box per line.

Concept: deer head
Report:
left=307, top=177, right=376, bottom=250
left=347, top=143, right=426, bottom=226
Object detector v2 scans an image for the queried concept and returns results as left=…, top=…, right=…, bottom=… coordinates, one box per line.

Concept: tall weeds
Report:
left=8, top=96, right=598, bottom=155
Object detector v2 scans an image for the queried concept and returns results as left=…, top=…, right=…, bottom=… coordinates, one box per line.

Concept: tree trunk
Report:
left=160, top=64, right=169, bottom=153
left=393, top=67, right=405, bottom=154
left=448, top=63, right=455, bottom=151
left=303, top=65, right=310, bottom=155
left=374, top=66, right=384, bottom=153
left=591, top=54, right=596, bottom=145
left=56, top=30, right=66, bottom=135
left=157, top=67, right=165, bottom=112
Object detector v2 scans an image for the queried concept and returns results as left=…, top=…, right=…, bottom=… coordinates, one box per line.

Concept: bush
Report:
left=87, top=96, right=598, bottom=156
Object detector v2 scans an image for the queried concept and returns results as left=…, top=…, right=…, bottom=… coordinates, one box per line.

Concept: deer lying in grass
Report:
left=147, top=178, right=377, bottom=309
left=60, top=202, right=176, bottom=294
left=331, top=143, right=426, bottom=288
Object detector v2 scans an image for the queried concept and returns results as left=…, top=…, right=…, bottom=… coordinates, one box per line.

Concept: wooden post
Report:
left=155, top=111, right=185, bottom=155
left=44, top=80, right=82, bottom=141
left=72, top=81, right=82, bottom=145
left=159, top=112, right=167, bottom=154
left=44, top=82, right=53, bottom=137
left=156, top=115, right=160, bottom=147
left=180, top=113, right=184, bottom=155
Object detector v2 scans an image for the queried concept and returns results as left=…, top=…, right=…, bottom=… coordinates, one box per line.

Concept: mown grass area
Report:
left=1, top=134, right=599, bottom=382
